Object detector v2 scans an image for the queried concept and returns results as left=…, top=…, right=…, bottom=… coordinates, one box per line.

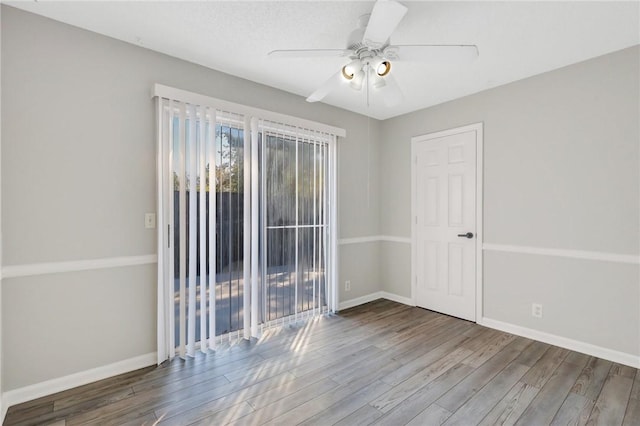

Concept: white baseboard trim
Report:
left=338, top=292, right=384, bottom=310
left=336, top=294, right=639, bottom=368
left=380, top=291, right=415, bottom=306
left=338, top=291, right=414, bottom=311
left=480, top=317, right=640, bottom=369
left=2, top=352, right=157, bottom=412
left=1, top=255, right=158, bottom=279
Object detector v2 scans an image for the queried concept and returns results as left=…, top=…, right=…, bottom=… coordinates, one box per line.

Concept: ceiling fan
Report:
left=268, top=0, right=478, bottom=106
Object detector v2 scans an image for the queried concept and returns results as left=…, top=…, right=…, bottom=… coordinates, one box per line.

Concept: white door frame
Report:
left=410, top=122, right=484, bottom=322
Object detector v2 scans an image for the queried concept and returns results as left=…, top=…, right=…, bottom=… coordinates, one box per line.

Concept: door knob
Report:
left=457, top=232, right=474, bottom=239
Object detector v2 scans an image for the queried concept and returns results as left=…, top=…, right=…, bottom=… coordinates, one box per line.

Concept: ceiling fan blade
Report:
left=306, top=70, right=344, bottom=103
left=362, top=0, right=408, bottom=49
left=269, top=49, right=352, bottom=58
left=379, top=74, right=404, bottom=107
left=385, top=44, right=479, bottom=64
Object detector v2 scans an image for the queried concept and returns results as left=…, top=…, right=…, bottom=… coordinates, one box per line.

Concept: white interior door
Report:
left=412, top=125, right=480, bottom=322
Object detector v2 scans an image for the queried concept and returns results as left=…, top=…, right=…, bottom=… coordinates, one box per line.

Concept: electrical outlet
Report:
left=345, top=280, right=351, bottom=292
left=532, top=303, right=543, bottom=318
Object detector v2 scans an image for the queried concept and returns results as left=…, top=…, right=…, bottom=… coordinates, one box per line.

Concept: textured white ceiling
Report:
left=8, top=1, right=640, bottom=120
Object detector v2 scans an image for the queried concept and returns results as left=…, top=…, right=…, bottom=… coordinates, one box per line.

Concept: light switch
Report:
left=145, top=213, right=156, bottom=229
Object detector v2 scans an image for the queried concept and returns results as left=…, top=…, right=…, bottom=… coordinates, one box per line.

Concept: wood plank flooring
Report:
left=4, top=300, right=639, bottom=426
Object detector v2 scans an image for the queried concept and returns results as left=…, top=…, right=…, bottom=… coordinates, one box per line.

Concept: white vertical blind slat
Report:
left=198, top=105, right=207, bottom=353
left=322, top=142, right=328, bottom=314
left=313, top=133, right=317, bottom=315
left=316, top=136, right=324, bottom=310
left=178, top=103, right=187, bottom=358
left=260, top=119, right=268, bottom=327
left=282, top=124, right=290, bottom=325
left=322, top=135, right=327, bottom=313
left=294, top=126, right=299, bottom=325
left=156, top=98, right=167, bottom=364
left=187, top=105, right=198, bottom=357
left=208, top=111, right=217, bottom=350
left=326, top=137, right=331, bottom=313
left=329, top=136, right=338, bottom=312
left=167, top=100, right=176, bottom=359
left=326, top=137, right=332, bottom=313
left=243, top=117, right=251, bottom=339
left=250, top=118, right=259, bottom=337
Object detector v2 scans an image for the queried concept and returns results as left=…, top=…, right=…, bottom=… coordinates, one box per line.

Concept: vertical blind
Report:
left=158, top=100, right=241, bottom=360
left=257, top=120, right=331, bottom=331
left=155, top=85, right=343, bottom=363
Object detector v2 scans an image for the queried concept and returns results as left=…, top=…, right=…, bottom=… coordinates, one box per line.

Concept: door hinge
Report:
left=167, top=224, right=170, bottom=248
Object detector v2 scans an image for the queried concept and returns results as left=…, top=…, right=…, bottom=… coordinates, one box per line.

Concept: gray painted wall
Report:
left=380, top=46, right=640, bottom=357
left=1, top=6, right=382, bottom=390
left=3, top=266, right=156, bottom=389
left=2, top=4, right=639, bottom=394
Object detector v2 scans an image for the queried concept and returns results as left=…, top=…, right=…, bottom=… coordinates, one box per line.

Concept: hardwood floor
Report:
left=4, top=300, right=639, bottom=426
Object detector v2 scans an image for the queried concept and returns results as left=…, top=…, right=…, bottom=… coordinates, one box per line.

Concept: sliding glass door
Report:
left=156, top=94, right=338, bottom=361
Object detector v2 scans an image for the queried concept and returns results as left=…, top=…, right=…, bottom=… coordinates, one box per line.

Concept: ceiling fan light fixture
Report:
left=350, top=70, right=365, bottom=90
left=370, top=70, right=386, bottom=89
left=341, top=65, right=354, bottom=80
left=341, top=59, right=362, bottom=81
left=376, top=60, right=391, bottom=77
